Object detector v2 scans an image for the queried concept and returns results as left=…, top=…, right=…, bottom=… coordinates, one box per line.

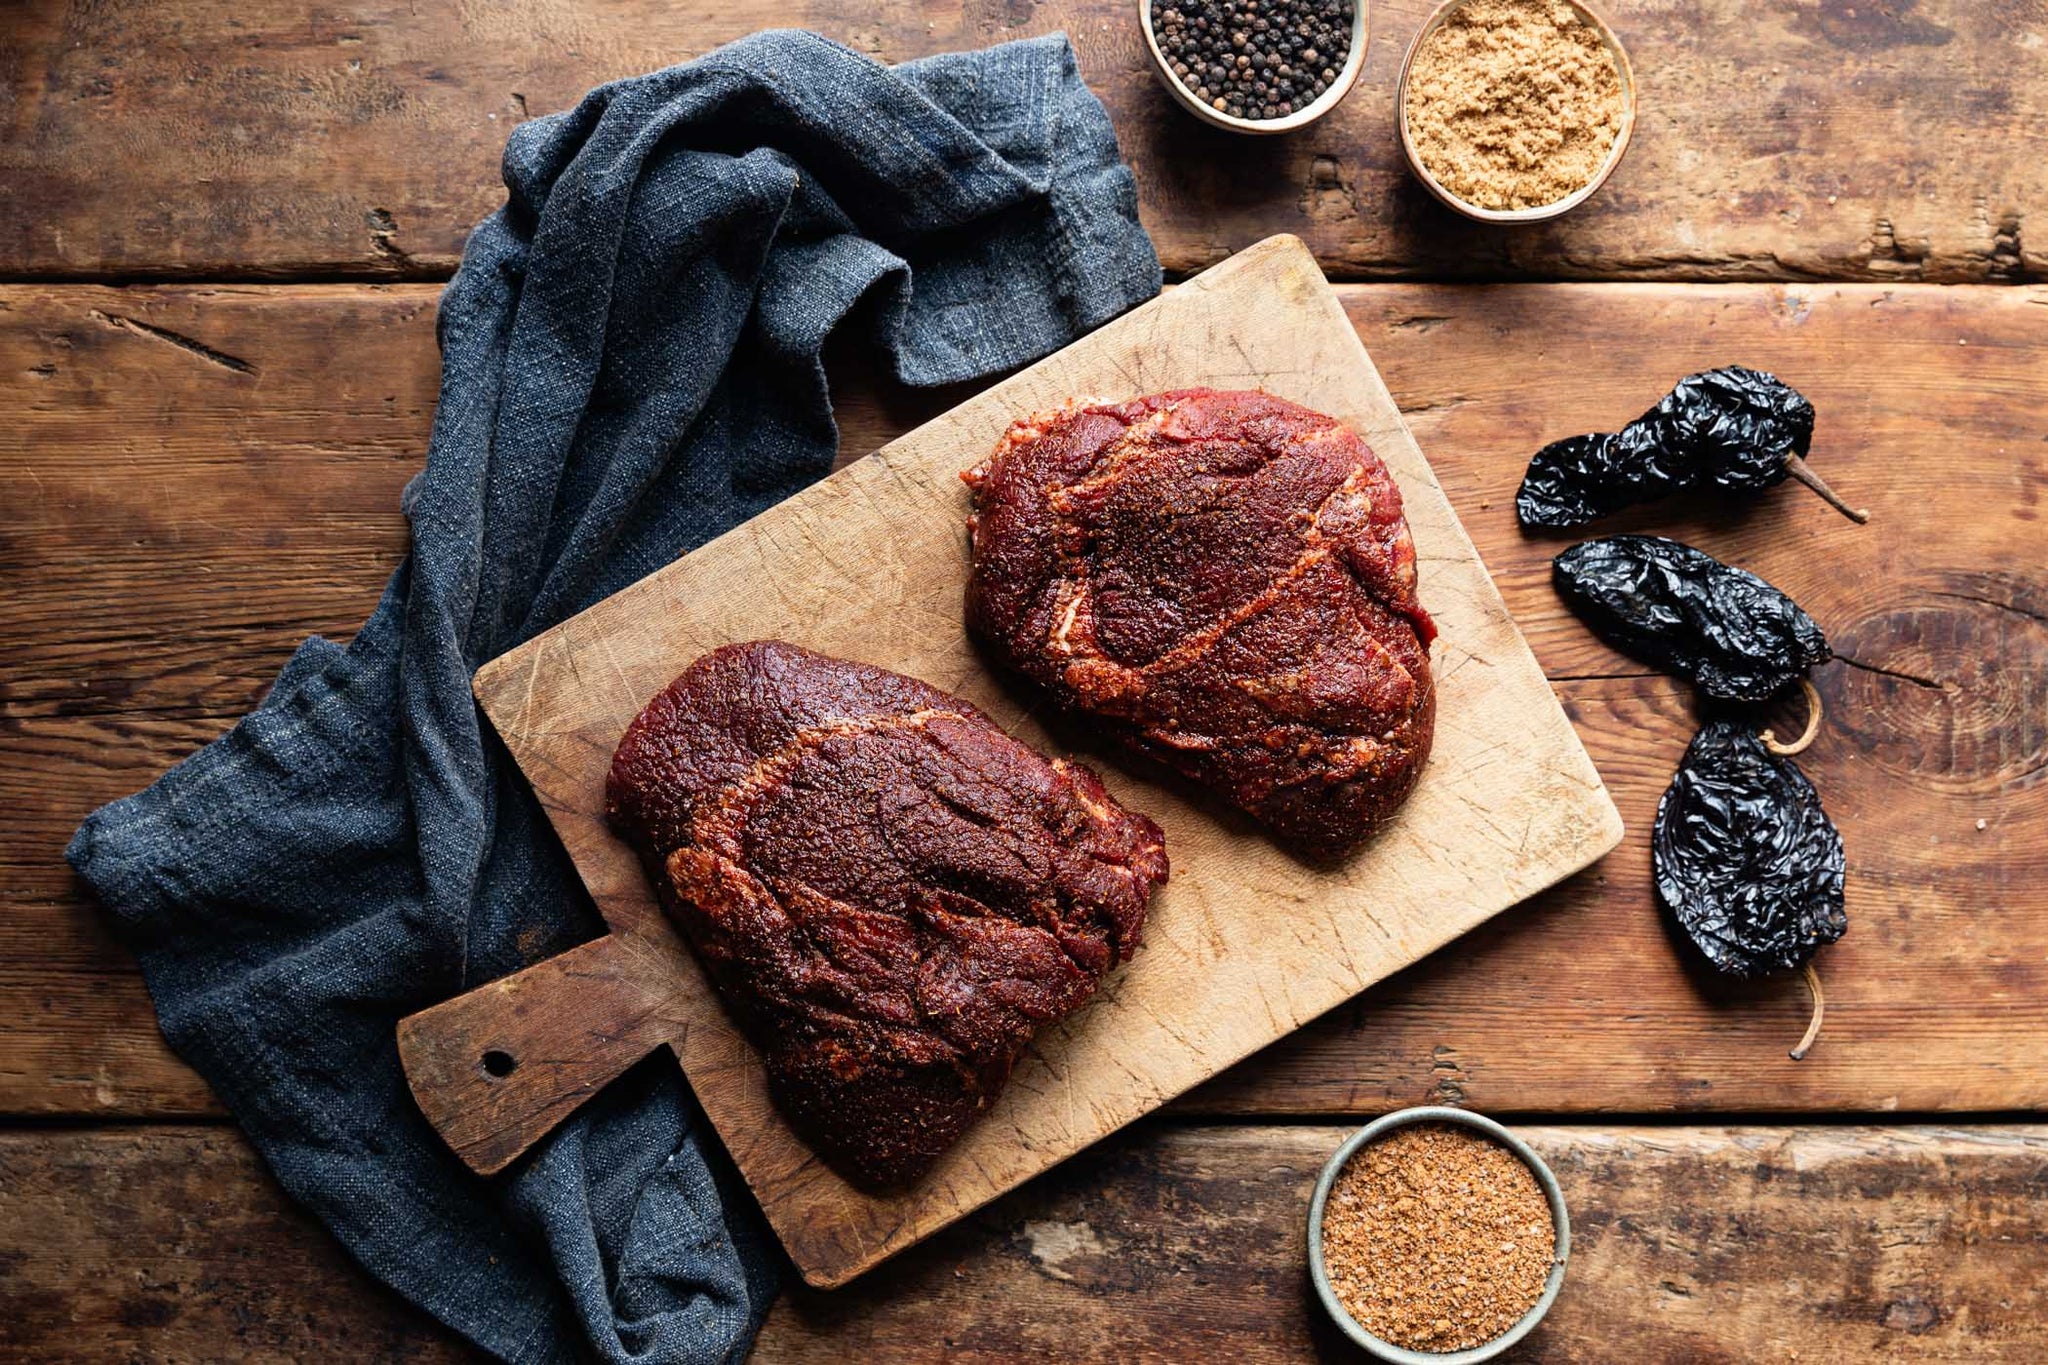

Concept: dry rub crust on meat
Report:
left=963, top=388, right=1438, bottom=854
left=605, top=641, right=1167, bottom=1188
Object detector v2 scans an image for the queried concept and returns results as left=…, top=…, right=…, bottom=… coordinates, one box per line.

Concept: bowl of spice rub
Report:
left=1398, top=0, right=1635, bottom=221
left=1309, top=1107, right=1570, bottom=1362
left=1140, top=0, right=1369, bottom=134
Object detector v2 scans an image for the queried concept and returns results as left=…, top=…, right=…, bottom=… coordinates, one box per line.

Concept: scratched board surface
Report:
left=472, top=235, right=1623, bottom=1287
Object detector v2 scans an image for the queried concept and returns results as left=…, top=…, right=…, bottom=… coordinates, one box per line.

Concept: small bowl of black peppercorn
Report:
left=1141, top=0, right=1368, bottom=135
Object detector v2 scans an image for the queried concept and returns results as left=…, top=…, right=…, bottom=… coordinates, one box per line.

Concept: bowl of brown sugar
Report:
left=1308, top=1108, right=1569, bottom=1362
left=1397, top=0, right=1635, bottom=222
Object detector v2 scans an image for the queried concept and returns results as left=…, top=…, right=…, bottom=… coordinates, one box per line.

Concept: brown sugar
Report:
left=1404, top=0, right=1626, bottom=211
left=1319, top=1123, right=1557, bottom=1352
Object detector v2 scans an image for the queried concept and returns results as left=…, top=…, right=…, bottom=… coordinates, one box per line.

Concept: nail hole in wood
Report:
left=481, top=1049, right=517, bottom=1079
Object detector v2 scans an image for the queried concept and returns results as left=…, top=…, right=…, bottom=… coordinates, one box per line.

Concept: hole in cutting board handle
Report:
left=481, top=1049, right=517, bottom=1079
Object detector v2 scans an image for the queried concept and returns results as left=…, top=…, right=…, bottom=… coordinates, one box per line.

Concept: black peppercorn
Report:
left=1151, top=0, right=1355, bottom=120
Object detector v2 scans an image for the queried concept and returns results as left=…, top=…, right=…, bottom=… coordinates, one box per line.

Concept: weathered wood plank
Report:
left=760, top=1123, right=2048, bottom=1361
left=4, top=1122, right=2045, bottom=1361
left=0, top=1127, right=475, bottom=1362
left=9, top=281, right=2045, bottom=718
left=5, top=280, right=2045, bottom=1120
left=0, top=1, right=2041, bottom=283
left=12, top=664, right=2041, bottom=1119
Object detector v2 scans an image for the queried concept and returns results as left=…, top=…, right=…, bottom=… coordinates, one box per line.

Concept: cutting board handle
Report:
left=398, top=932, right=685, bottom=1176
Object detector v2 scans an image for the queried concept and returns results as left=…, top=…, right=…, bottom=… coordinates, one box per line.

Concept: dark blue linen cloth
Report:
left=65, top=30, right=1158, bottom=1363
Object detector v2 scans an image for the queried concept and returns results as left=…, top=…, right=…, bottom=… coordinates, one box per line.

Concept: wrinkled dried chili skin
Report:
left=1517, top=367, right=1817, bottom=529
left=1515, top=422, right=1684, bottom=528
left=1553, top=536, right=1831, bottom=701
left=1653, top=721, right=1846, bottom=979
left=1666, top=367, right=1814, bottom=490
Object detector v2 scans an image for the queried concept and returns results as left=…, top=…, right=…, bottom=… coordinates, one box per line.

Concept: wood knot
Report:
left=1301, top=155, right=1355, bottom=224
left=1880, top=1294, right=1943, bottom=1334
left=1429, top=1043, right=1468, bottom=1105
left=1828, top=572, right=2048, bottom=794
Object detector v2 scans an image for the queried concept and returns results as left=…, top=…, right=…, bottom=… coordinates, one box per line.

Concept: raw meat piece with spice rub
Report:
left=606, top=641, right=1167, bottom=1187
left=964, top=388, right=1437, bottom=855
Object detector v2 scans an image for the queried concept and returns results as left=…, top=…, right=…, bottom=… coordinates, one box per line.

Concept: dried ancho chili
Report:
left=1516, top=366, right=1868, bottom=530
left=1654, top=720, right=1846, bottom=1059
left=1553, top=536, right=1830, bottom=703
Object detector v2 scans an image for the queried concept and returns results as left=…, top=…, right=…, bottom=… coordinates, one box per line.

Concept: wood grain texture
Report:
left=0, top=1127, right=474, bottom=1362
left=5, top=280, right=2045, bottom=1124
left=0, top=1, right=2042, bottom=283
left=396, top=931, right=700, bottom=1176
left=7, top=5, right=2042, bottom=1353
left=463, top=237, right=1620, bottom=1285
left=757, top=1122, right=2048, bottom=1361
left=5, top=1121, right=2046, bottom=1361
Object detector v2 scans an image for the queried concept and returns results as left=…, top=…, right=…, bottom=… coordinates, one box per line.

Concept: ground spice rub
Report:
left=1404, top=0, right=1625, bottom=211
left=1320, top=1123, right=1556, bottom=1352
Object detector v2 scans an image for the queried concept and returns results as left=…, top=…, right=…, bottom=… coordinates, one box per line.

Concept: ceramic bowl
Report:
left=1307, top=1107, right=1571, bottom=1364
left=1139, top=0, right=1371, bottom=136
left=1396, top=0, right=1636, bottom=222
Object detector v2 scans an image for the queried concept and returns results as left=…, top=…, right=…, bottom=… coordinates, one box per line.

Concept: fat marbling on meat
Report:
left=963, top=388, right=1437, bottom=854
left=606, top=641, right=1167, bottom=1187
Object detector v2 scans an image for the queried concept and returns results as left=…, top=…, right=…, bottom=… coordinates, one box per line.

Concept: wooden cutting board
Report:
left=397, top=234, right=1622, bottom=1288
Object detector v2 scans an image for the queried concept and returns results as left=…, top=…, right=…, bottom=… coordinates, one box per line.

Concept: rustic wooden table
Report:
left=3, top=2, right=2044, bottom=1360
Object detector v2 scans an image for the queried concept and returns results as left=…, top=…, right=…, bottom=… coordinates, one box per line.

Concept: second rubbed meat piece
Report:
left=964, top=388, right=1437, bottom=854
left=606, top=641, right=1167, bottom=1187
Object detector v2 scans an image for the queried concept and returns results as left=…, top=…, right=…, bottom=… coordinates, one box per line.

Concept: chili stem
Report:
left=1789, top=960, right=1825, bottom=1061
left=1761, top=678, right=1823, bottom=757
left=1783, top=455, right=1870, bottom=524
